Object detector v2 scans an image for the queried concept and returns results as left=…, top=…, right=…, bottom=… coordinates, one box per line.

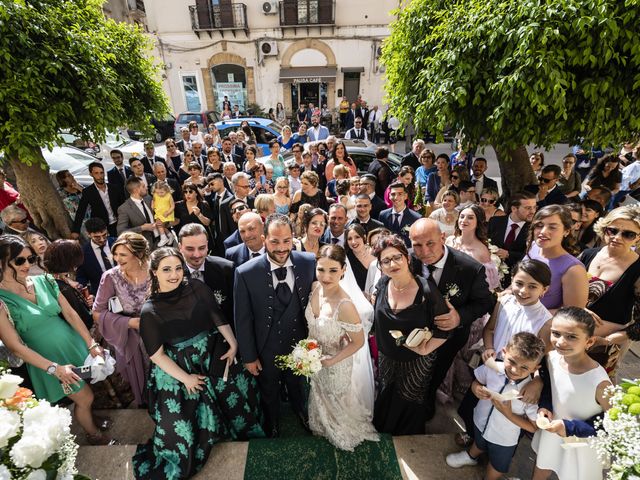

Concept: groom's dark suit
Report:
left=411, top=247, right=495, bottom=418
left=234, top=250, right=315, bottom=436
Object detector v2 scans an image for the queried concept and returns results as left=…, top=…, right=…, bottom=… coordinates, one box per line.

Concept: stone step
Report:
left=72, top=408, right=154, bottom=446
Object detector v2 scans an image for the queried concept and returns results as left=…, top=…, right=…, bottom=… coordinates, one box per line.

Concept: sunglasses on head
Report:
left=480, top=198, right=495, bottom=204
left=14, top=254, right=38, bottom=266
left=605, top=227, right=639, bottom=241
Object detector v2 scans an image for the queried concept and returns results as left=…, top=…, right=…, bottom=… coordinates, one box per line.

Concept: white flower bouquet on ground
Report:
left=275, top=339, right=323, bottom=378
left=590, top=379, right=640, bottom=480
left=0, top=367, right=89, bottom=480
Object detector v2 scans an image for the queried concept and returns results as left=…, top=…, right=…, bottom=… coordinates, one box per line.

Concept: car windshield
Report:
left=177, top=114, right=202, bottom=124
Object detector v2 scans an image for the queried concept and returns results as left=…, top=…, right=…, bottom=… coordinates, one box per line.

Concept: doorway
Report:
left=300, top=82, right=319, bottom=106
left=343, top=72, right=360, bottom=103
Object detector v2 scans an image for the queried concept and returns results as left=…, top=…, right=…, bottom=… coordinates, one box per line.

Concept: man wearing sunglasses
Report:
left=0, top=204, right=37, bottom=236
left=222, top=199, right=249, bottom=251
left=528, top=164, right=568, bottom=208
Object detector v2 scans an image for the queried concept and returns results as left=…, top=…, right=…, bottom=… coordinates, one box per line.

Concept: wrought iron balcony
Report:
left=279, top=0, right=335, bottom=28
left=189, top=3, right=248, bottom=37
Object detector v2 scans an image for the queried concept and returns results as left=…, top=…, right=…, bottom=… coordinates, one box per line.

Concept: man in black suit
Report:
left=401, top=139, right=425, bottom=171
left=219, top=173, right=254, bottom=246
left=409, top=218, right=495, bottom=420
left=175, top=127, right=191, bottom=152
left=73, top=162, right=123, bottom=238
left=321, top=203, right=348, bottom=247
left=349, top=194, right=383, bottom=235
left=129, top=157, right=156, bottom=193
left=488, top=191, right=536, bottom=283
left=343, top=102, right=361, bottom=131
left=222, top=198, right=250, bottom=251
left=139, top=141, right=167, bottom=175
left=224, top=212, right=265, bottom=267
left=526, top=164, right=568, bottom=208
left=205, top=173, right=232, bottom=255
left=220, top=137, right=243, bottom=170
left=178, top=223, right=235, bottom=323
left=367, top=147, right=394, bottom=198
left=76, top=218, right=116, bottom=295
left=379, top=183, right=422, bottom=247
left=234, top=214, right=315, bottom=437
left=470, top=157, right=498, bottom=194
left=151, top=163, right=182, bottom=203
left=190, top=141, right=208, bottom=171
left=106, top=149, right=132, bottom=198
left=358, top=174, right=386, bottom=220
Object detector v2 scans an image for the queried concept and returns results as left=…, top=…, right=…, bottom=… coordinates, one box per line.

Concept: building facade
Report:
left=144, top=0, right=399, bottom=119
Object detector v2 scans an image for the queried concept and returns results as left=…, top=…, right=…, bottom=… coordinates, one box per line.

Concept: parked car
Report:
left=41, top=146, right=112, bottom=187
left=174, top=111, right=220, bottom=137
left=215, top=118, right=284, bottom=156
left=127, top=113, right=176, bottom=142
left=98, top=131, right=146, bottom=161
left=58, top=130, right=101, bottom=156
left=257, top=139, right=401, bottom=176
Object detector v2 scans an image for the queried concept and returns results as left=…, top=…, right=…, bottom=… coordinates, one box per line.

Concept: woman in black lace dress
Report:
left=371, top=235, right=450, bottom=435
left=133, top=248, right=264, bottom=479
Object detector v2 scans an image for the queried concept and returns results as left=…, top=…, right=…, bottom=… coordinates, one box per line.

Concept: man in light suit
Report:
left=306, top=115, right=329, bottom=142
left=116, top=176, right=159, bottom=249
left=225, top=212, right=265, bottom=267
left=234, top=214, right=315, bottom=437
left=178, top=223, right=235, bottom=323
left=379, top=182, right=422, bottom=247
left=76, top=217, right=116, bottom=295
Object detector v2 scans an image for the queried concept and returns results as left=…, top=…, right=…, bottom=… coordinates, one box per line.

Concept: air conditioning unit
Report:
left=260, top=40, right=278, bottom=56
left=262, top=1, right=278, bottom=14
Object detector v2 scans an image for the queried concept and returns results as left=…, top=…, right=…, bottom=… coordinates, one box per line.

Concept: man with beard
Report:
left=409, top=218, right=495, bottom=420
left=75, top=217, right=116, bottom=295
left=234, top=214, right=315, bottom=437
left=178, top=222, right=235, bottom=323
left=73, top=162, right=123, bottom=237
left=307, top=115, right=329, bottom=141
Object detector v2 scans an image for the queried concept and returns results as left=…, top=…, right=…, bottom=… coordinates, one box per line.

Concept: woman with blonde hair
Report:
left=479, top=187, right=505, bottom=220
left=277, top=125, right=295, bottom=150
left=92, top=232, right=151, bottom=406
left=579, top=204, right=640, bottom=377
left=273, top=177, right=291, bottom=215
left=429, top=190, right=460, bottom=237
left=254, top=194, right=275, bottom=221
left=22, top=230, right=49, bottom=275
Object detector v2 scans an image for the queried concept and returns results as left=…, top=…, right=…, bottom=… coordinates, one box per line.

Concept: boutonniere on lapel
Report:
left=445, top=283, right=460, bottom=300
left=213, top=290, right=226, bottom=305
left=402, top=225, right=411, bottom=234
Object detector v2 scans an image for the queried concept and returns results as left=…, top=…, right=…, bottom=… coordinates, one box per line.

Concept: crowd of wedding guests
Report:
left=0, top=127, right=639, bottom=480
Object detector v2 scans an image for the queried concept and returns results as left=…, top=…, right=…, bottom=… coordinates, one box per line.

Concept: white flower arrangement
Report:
left=444, top=283, right=460, bottom=300
left=0, top=368, right=88, bottom=480
left=488, top=240, right=510, bottom=281
left=275, top=338, right=323, bottom=378
left=590, top=379, right=640, bottom=480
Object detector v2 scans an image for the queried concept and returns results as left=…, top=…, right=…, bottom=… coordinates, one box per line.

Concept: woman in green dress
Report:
left=0, top=234, right=112, bottom=444
left=133, top=248, right=264, bottom=479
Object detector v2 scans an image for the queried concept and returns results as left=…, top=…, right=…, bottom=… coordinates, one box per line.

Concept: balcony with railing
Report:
left=189, top=2, right=248, bottom=37
left=279, top=0, right=335, bottom=29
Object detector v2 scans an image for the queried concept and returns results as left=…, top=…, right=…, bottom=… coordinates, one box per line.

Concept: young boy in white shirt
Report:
left=446, top=332, right=546, bottom=480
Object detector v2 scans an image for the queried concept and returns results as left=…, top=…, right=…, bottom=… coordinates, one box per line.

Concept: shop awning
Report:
left=340, top=67, right=364, bottom=73
left=279, top=66, right=337, bottom=83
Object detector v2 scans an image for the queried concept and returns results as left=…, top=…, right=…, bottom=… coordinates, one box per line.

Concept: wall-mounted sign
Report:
left=292, top=77, right=321, bottom=84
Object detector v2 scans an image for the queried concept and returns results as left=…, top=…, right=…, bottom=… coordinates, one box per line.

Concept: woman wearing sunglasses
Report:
left=174, top=186, right=212, bottom=244
left=478, top=187, right=505, bottom=220
left=0, top=235, right=112, bottom=444
left=578, top=204, right=640, bottom=378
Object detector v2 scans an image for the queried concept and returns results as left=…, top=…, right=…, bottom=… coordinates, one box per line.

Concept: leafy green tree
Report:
left=0, top=0, right=167, bottom=238
left=383, top=0, right=640, bottom=198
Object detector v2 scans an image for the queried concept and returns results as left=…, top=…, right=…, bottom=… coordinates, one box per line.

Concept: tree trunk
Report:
left=493, top=144, right=537, bottom=205
left=7, top=148, right=72, bottom=239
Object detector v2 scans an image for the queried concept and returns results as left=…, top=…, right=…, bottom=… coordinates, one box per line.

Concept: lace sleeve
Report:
left=336, top=298, right=364, bottom=332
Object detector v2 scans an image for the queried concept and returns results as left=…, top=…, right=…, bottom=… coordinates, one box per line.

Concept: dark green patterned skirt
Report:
left=133, top=330, right=265, bottom=479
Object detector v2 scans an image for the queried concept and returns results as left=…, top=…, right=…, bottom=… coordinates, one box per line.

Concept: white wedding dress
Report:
left=306, top=260, right=378, bottom=451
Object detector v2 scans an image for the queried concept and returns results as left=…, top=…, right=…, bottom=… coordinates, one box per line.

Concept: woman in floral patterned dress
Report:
left=133, top=248, right=264, bottom=479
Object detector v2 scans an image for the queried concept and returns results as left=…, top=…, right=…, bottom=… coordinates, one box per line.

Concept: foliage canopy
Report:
left=0, top=0, right=168, bottom=163
left=383, top=0, right=640, bottom=151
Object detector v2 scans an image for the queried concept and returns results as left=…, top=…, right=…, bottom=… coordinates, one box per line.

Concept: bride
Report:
left=306, top=244, right=378, bottom=451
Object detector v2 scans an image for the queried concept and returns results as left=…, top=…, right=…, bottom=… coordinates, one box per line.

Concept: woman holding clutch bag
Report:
left=92, top=232, right=151, bottom=407
left=133, top=248, right=264, bottom=479
left=371, top=234, right=450, bottom=435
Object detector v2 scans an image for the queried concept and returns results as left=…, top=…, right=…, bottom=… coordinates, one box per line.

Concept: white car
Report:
left=42, top=146, right=114, bottom=187
left=98, top=131, right=146, bottom=161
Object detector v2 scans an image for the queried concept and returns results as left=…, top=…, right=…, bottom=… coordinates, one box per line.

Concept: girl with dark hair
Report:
left=325, top=141, right=357, bottom=181
left=371, top=234, right=450, bottom=435
left=174, top=185, right=213, bottom=242
left=577, top=199, right=604, bottom=249
left=305, top=244, right=379, bottom=450
left=242, top=145, right=260, bottom=174
left=133, top=248, right=264, bottom=478
left=526, top=205, right=588, bottom=312
left=384, top=166, right=416, bottom=209
left=0, top=235, right=110, bottom=444
left=299, top=207, right=327, bottom=255
left=345, top=224, right=375, bottom=291
left=426, top=153, right=451, bottom=207
left=441, top=205, right=501, bottom=401
left=583, top=153, right=622, bottom=194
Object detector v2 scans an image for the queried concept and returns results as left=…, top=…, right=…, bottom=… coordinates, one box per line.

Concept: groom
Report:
left=234, top=214, right=316, bottom=437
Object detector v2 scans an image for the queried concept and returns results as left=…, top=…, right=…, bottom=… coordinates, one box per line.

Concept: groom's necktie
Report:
left=274, top=267, right=292, bottom=304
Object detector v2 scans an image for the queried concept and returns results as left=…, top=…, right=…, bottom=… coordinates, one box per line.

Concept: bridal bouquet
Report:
left=0, top=366, right=88, bottom=480
left=590, top=379, right=640, bottom=480
left=276, top=339, right=323, bottom=378
left=488, top=241, right=510, bottom=281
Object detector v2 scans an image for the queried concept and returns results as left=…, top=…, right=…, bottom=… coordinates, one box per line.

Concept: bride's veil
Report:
left=341, top=257, right=375, bottom=418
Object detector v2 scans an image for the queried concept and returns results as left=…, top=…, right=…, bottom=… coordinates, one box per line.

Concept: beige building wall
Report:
left=145, top=0, right=399, bottom=118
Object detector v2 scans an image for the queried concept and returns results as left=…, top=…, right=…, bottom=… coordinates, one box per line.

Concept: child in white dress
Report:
left=532, top=307, right=611, bottom=480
